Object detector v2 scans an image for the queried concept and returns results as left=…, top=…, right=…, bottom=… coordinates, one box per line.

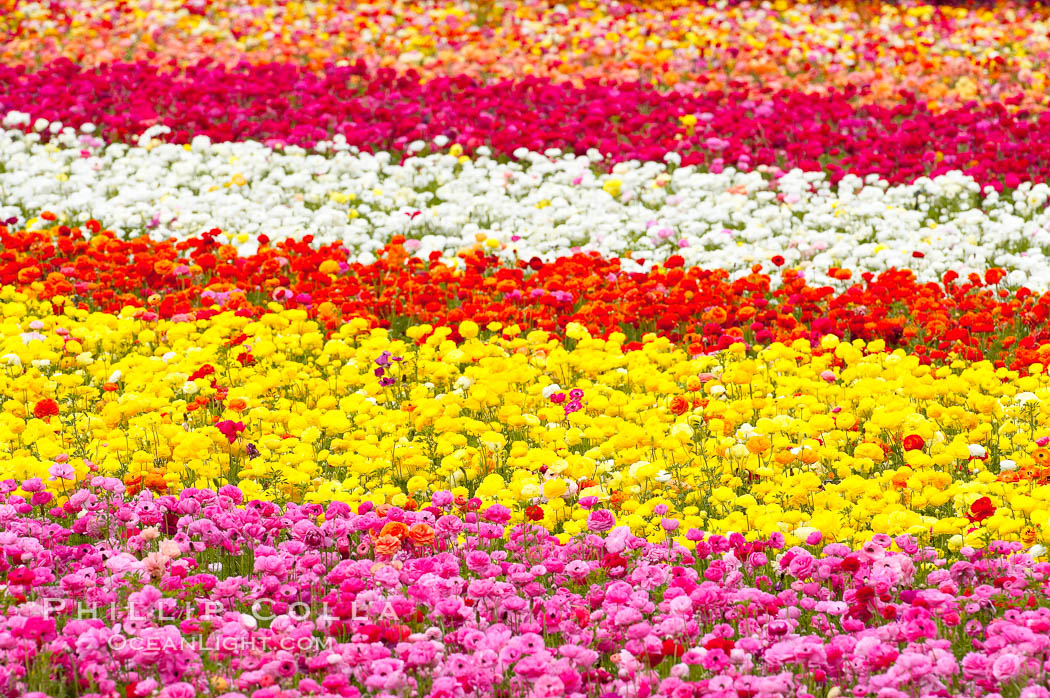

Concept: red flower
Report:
left=188, top=364, right=216, bottom=381
left=704, top=637, right=734, bottom=653
left=524, top=505, right=544, bottom=521
left=902, top=434, right=925, bottom=451
left=661, top=638, right=685, bottom=659
left=985, top=268, right=1006, bottom=286
left=33, top=399, right=59, bottom=420
left=771, top=255, right=786, bottom=267
left=968, top=497, right=996, bottom=523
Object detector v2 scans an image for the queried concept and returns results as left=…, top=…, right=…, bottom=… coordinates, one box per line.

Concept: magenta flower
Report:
left=216, top=420, right=245, bottom=444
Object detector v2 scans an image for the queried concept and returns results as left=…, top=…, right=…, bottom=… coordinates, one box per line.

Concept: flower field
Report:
left=4, top=1, right=1050, bottom=697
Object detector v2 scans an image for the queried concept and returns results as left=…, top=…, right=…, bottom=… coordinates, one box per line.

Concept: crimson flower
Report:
left=968, top=497, right=996, bottom=523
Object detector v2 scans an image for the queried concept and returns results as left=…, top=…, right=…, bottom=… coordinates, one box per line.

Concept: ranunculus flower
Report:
left=587, top=509, right=616, bottom=533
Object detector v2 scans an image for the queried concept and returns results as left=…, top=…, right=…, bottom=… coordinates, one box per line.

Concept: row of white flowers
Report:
left=1, top=117, right=1048, bottom=287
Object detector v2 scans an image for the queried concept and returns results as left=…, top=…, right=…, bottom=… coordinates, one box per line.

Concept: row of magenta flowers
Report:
left=3, top=60, right=1049, bottom=188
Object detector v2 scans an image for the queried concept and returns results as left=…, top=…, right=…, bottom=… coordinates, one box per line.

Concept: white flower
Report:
left=999, top=460, right=1017, bottom=472
left=542, top=383, right=562, bottom=399
left=968, top=444, right=987, bottom=458
left=5, top=126, right=1050, bottom=288
left=1015, top=392, right=1039, bottom=405
left=2, top=354, right=22, bottom=367
left=1029, top=544, right=1047, bottom=559
left=182, top=381, right=199, bottom=395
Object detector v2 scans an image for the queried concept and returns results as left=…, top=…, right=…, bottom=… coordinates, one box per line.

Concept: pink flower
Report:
left=604, top=525, right=631, bottom=554
left=991, top=653, right=1023, bottom=682
left=531, top=675, right=565, bottom=697
left=48, top=462, right=75, bottom=481
left=587, top=509, right=616, bottom=533
left=158, top=683, right=196, bottom=698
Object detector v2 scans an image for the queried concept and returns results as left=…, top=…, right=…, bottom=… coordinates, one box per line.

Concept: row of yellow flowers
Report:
left=2, top=286, right=1048, bottom=549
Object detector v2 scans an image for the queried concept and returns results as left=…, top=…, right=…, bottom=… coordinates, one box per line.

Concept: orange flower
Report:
left=144, top=472, right=168, bottom=492
left=380, top=521, right=410, bottom=539
left=124, top=475, right=143, bottom=496
left=227, top=398, right=248, bottom=412
left=407, top=524, right=435, bottom=546
left=669, top=395, right=689, bottom=416
left=374, top=534, right=401, bottom=558
left=746, top=435, right=771, bottom=454
left=702, top=307, right=728, bottom=325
